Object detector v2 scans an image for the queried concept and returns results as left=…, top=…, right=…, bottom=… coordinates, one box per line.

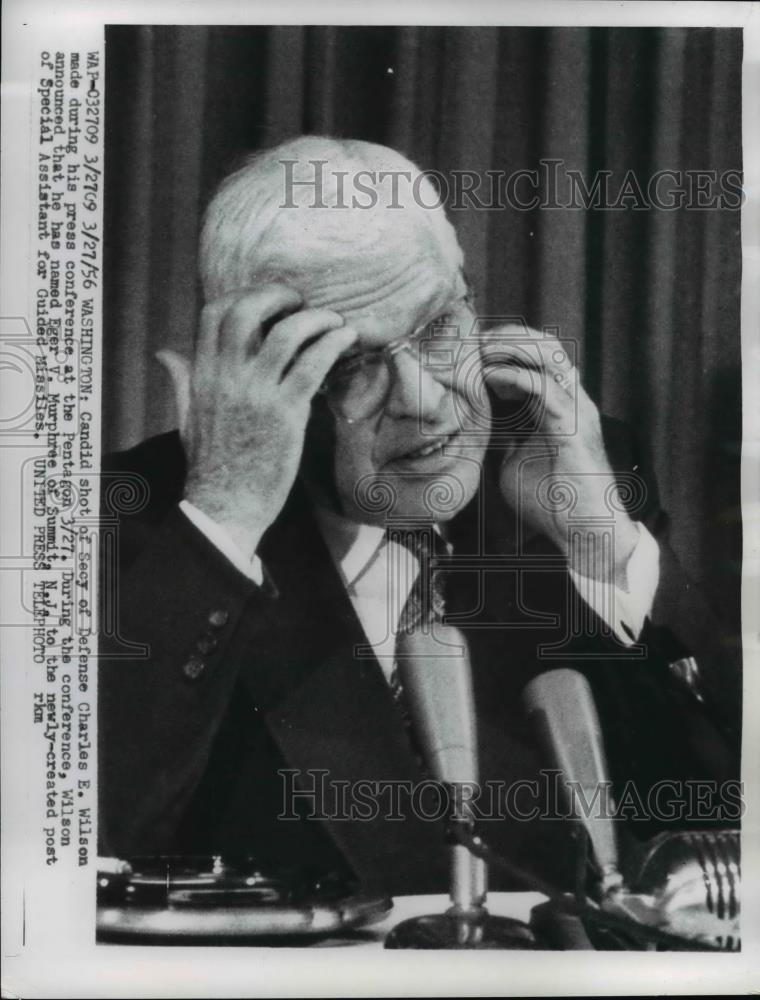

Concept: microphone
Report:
left=522, top=668, right=623, bottom=895
left=385, top=624, right=541, bottom=949
left=397, top=626, right=478, bottom=787
left=522, top=669, right=741, bottom=950
left=396, top=625, right=486, bottom=916
left=629, top=828, right=740, bottom=949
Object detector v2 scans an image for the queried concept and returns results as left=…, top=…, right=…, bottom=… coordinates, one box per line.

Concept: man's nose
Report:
left=383, top=348, right=446, bottom=419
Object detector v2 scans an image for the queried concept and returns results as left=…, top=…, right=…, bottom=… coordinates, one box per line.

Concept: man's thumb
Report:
left=155, top=349, right=191, bottom=437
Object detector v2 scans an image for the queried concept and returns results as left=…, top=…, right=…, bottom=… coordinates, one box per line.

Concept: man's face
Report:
left=301, top=224, right=491, bottom=524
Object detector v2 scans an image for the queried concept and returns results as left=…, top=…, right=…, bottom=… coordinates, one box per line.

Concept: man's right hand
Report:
left=158, top=284, right=356, bottom=561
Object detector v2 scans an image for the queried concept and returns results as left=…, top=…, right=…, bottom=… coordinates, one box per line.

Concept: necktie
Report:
left=387, top=527, right=449, bottom=742
left=391, top=527, right=448, bottom=639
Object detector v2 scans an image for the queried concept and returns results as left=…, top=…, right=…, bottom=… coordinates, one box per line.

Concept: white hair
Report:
left=198, top=135, right=463, bottom=302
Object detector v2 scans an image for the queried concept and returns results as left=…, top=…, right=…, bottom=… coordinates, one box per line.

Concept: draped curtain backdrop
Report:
left=104, top=26, right=742, bottom=631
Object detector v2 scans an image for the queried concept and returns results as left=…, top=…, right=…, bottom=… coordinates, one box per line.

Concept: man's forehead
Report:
left=298, top=251, right=467, bottom=349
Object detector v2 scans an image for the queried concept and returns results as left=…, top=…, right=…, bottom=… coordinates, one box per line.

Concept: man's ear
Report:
left=155, top=349, right=191, bottom=439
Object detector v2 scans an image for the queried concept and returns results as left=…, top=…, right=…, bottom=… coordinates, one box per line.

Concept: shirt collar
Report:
left=314, top=505, right=387, bottom=589
left=315, top=505, right=450, bottom=590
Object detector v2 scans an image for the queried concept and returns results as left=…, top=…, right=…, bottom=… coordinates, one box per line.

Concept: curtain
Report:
left=103, top=25, right=743, bottom=630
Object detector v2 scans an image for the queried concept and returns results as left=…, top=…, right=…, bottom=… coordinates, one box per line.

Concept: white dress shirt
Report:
left=180, top=500, right=265, bottom=586
left=180, top=498, right=661, bottom=685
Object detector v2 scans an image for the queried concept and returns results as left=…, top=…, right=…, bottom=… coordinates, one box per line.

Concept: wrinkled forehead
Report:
left=266, top=201, right=466, bottom=348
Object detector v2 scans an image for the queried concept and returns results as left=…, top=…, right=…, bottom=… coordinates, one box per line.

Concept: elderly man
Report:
left=99, top=137, right=738, bottom=895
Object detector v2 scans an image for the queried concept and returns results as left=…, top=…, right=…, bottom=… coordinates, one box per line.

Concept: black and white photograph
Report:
left=98, top=17, right=744, bottom=945
left=1, top=2, right=758, bottom=996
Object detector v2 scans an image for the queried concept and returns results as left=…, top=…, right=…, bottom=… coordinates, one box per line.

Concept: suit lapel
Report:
left=243, top=485, right=448, bottom=889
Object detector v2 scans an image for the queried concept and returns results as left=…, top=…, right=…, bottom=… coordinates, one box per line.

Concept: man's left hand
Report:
left=480, top=324, right=641, bottom=589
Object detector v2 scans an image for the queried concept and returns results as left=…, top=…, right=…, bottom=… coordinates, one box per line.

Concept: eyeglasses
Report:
left=319, top=296, right=477, bottom=423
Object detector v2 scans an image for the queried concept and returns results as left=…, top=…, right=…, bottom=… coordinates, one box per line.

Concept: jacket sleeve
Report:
left=621, top=429, right=741, bottom=755
left=98, top=504, right=276, bottom=857
left=594, top=419, right=742, bottom=776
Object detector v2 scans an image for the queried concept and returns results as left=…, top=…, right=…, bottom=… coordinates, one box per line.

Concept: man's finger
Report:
left=285, top=325, right=358, bottom=398
left=482, top=362, right=567, bottom=420
left=479, top=327, right=576, bottom=387
left=256, top=308, right=346, bottom=379
left=197, top=288, right=267, bottom=363
left=216, top=284, right=304, bottom=363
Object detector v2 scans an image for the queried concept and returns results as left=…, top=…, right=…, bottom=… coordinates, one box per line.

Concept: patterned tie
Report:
left=387, top=526, right=449, bottom=723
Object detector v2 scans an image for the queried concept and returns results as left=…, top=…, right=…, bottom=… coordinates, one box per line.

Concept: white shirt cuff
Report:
left=179, top=500, right=264, bottom=586
left=568, top=521, right=660, bottom=646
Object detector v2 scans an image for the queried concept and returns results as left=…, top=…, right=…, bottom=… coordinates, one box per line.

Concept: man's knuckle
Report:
left=224, top=297, right=259, bottom=328
left=286, top=370, right=310, bottom=395
left=200, top=301, right=223, bottom=326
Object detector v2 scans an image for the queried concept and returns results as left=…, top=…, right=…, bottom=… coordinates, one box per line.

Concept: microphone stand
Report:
left=384, top=624, right=541, bottom=948
left=384, top=804, right=540, bottom=949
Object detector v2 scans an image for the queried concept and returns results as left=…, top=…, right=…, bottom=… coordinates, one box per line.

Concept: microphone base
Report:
left=384, top=909, right=542, bottom=949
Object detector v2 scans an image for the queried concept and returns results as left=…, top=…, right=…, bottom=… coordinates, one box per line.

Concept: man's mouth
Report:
left=390, top=430, right=460, bottom=466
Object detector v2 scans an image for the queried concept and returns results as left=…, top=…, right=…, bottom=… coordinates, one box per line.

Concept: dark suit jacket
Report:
left=98, top=421, right=740, bottom=895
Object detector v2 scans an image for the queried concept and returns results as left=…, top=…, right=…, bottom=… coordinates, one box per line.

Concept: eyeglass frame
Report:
left=317, top=293, right=477, bottom=424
